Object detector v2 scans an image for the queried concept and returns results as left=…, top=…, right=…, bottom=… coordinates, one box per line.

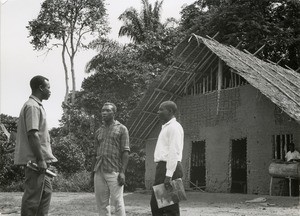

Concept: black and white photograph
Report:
left=1, top=0, right=300, bottom=215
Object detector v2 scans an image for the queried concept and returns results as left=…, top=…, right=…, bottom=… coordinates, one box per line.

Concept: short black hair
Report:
left=288, top=142, right=295, bottom=147
left=161, top=101, right=177, bottom=114
left=30, top=75, right=49, bottom=91
left=103, top=102, right=117, bottom=113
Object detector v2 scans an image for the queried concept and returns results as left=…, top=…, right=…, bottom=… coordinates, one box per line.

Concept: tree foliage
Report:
left=51, top=136, right=86, bottom=174
left=118, top=0, right=164, bottom=43
left=82, top=42, right=156, bottom=123
left=27, top=0, right=109, bottom=103
left=179, top=0, right=300, bottom=70
left=0, top=114, right=23, bottom=190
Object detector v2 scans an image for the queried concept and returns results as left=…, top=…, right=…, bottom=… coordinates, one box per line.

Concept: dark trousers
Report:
left=150, top=161, right=183, bottom=216
left=21, top=167, right=52, bottom=216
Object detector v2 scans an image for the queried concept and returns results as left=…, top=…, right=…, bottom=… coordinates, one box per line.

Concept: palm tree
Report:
left=118, top=0, right=164, bottom=44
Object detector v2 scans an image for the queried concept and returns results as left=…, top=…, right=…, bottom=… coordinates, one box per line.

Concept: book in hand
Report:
left=152, top=178, right=187, bottom=209
left=26, top=161, right=57, bottom=177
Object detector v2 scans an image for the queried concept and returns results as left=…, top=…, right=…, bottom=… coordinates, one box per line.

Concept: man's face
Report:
left=101, top=105, right=115, bottom=122
left=40, top=80, right=51, bottom=100
left=289, top=145, right=295, bottom=152
left=158, top=104, right=171, bottom=123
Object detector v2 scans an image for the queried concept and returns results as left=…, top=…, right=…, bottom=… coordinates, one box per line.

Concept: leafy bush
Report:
left=126, top=148, right=146, bottom=191
left=52, top=136, right=86, bottom=174
left=52, top=170, right=92, bottom=192
left=0, top=151, right=24, bottom=190
left=1, top=180, right=24, bottom=192
left=0, top=114, right=23, bottom=190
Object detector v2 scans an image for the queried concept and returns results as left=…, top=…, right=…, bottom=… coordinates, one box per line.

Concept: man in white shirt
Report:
left=285, top=142, right=300, bottom=162
left=285, top=142, right=300, bottom=196
left=150, top=101, right=184, bottom=216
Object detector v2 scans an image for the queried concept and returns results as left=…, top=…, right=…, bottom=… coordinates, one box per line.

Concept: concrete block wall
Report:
left=143, top=84, right=300, bottom=195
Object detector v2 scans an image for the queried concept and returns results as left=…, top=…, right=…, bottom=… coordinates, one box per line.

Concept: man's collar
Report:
left=162, top=117, right=176, bottom=127
left=29, top=95, right=42, bottom=105
left=102, top=120, right=120, bottom=127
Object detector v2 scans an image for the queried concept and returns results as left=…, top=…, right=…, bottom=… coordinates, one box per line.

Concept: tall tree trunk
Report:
left=70, top=54, right=76, bottom=104
left=62, top=41, right=70, bottom=104
left=70, top=23, right=76, bottom=105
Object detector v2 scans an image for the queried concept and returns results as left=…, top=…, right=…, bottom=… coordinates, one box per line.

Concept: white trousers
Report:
left=94, top=168, right=126, bottom=216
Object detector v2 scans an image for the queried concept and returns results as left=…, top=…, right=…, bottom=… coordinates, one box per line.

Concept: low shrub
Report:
left=52, top=136, right=86, bottom=174
left=1, top=180, right=24, bottom=192
left=52, top=170, right=93, bottom=192
left=0, top=148, right=24, bottom=190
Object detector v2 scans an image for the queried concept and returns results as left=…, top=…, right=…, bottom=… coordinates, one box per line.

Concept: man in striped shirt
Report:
left=91, top=102, right=130, bottom=216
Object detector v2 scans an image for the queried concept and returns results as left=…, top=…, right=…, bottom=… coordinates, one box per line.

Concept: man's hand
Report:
left=164, top=176, right=172, bottom=192
left=118, top=172, right=125, bottom=186
left=37, top=160, right=47, bottom=174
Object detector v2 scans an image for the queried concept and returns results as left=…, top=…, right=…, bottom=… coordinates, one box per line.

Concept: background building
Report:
left=127, top=35, right=300, bottom=195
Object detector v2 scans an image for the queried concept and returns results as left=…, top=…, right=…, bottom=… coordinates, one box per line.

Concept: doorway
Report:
left=231, top=138, right=247, bottom=193
left=190, top=141, right=206, bottom=189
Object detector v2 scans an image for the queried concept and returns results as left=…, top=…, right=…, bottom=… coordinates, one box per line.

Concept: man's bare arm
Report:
left=27, top=130, right=47, bottom=169
left=118, top=151, right=129, bottom=186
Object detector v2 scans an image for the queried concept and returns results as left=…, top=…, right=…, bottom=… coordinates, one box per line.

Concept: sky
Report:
left=0, top=0, right=195, bottom=128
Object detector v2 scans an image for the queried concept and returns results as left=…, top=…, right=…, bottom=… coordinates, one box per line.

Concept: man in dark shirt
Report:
left=91, top=102, right=130, bottom=216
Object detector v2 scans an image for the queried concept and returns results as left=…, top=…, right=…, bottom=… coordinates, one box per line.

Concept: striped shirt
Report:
left=93, top=120, right=130, bottom=173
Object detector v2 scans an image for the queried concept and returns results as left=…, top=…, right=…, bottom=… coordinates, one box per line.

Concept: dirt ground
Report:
left=0, top=191, right=299, bottom=216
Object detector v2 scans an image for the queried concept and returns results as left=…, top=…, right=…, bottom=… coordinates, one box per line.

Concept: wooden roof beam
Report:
left=154, top=88, right=182, bottom=98
left=243, top=44, right=265, bottom=57
left=181, top=56, right=219, bottom=95
left=183, top=51, right=216, bottom=90
left=142, top=110, right=158, bottom=115
left=131, top=93, right=178, bottom=139
left=285, top=65, right=298, bottom=72
left=129, top=92, right=169, bottom=134
left=253, top=44, right=265, bottom=56
left=138, top=93, right=179, bottom=140
left=136, top=39, right=201, bottom=118
left=158, top=45, right=210, bottom=91
left=206, top=32, right=219, bottom=40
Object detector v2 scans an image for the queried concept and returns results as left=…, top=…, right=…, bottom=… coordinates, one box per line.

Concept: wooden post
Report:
left=275, top=135, right=278, bottom=159
left=210, top=69, right=213, bottom=91
left=269, top=177, right=273, bottom=196
left=284, top=135, right=288, bottom=156
left=218, top=59, right=223, bottom=90
left=217, top=59, right=223, bottom=114
left=289, top=178, right=292, bottom=197
left=281, top=135, right=285, bottom=160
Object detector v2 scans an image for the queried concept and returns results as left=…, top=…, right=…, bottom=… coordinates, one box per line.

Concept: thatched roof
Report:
left=127, top=34, right=300, bottom=143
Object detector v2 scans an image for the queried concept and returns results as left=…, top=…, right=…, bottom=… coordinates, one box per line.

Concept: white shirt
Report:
left=285, top=150, right=300, bottom=162
left=154, top=118, right=184, bottom=177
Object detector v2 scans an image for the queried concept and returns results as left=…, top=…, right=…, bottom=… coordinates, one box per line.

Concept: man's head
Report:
left=101, top=102, right=117, bottom=123
left=288, top=142, right=295, bottom=152
left=158, top=101, right=177, bottom=123
left=30, top=75, right=51, bottom=100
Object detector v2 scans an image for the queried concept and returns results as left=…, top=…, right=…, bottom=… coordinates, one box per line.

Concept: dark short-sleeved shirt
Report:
left=14, top=95, right=57, bottom=165
left=93, top=120, right=130, bottom=173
